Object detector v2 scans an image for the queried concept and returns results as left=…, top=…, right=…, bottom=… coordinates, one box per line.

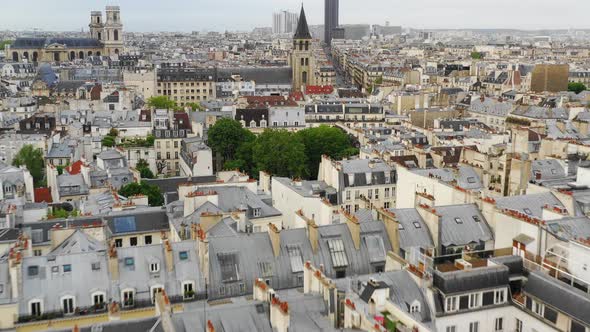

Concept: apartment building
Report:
left=156, top=64, right=217, bottom=106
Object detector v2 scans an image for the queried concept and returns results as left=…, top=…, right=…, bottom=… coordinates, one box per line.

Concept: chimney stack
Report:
left=270, top=297, right=290, bottom=332
left=164, top=238, right=174, bottom=272
left=108, top=241, right=119, bottom=280
left=343, top=209, right=361, bottom=250
left=268, top=223, right=281, bottom=257
left=306, top=219, right=319, bottom=254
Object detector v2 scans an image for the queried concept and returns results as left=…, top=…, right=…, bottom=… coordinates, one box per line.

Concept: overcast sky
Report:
left=1, top=0, right=588, bottom=32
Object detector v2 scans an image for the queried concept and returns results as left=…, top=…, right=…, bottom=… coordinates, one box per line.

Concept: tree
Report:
left=12, top=145, right=44, bottom=186
left=208, top=118, right=255, bottom=161
left=297, top=126, right=358, bottom=179
left=568, top=82, right=587, bottom=94
left=102, top=135, right=116, bottom=147
left=147, top=96, right=177, bottom=110
left=471, top=51, right=483, bottom=59
left=136, top=159, right=155, bottom=179
left=119, top=181, right=164, bottom=206
left=252, top=130, right=307, bottom=178
left=108, top=128, right=119, bottom=137
left=185, top=102, right=204, bottom=111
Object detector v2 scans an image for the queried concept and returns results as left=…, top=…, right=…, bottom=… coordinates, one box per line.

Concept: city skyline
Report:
left=1, top=0, right=590, bottom=32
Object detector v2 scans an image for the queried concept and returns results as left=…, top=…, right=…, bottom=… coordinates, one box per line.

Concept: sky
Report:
left=0, top=0, right=588, bottom=32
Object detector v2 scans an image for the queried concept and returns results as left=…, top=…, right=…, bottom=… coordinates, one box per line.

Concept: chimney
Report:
left=108, top=242, right=119, bottom=280
left=199, top=212, right=223, bottom=233
left=8, top=249, right=22, bottom=300
left=306, top=219, right=319, bottom=254
left=164, top=238, right=174, bottom=272
left=197, top=227, right=210, bottom=284
left=207, top=321, right=215, bottom=332
left=268, top=223, right=281, bottom=257
left=254, top=278, right=270, bottom=302
left=378, top=209, right=400, bottom=254
left=73, top=325, right=79, bottom=332
left=108, top=300, right=121, bottom=321
left=343, top=209, right=361, bottom=250
left=155, top=290, right=177, bottom=332
left=270, top=297, right=290, bottom=332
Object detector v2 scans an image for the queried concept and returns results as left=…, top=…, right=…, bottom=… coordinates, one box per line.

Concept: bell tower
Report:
left=103, top=6, right=124, bottom=55
left=89, top=11, right=104, bottom=41
left=291, top=5, right=315, bottom=91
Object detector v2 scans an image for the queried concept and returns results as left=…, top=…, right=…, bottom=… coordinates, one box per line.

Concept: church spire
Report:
left=294, top=5, right=312, bottom=39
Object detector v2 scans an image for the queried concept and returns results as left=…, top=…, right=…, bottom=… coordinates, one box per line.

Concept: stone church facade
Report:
left=6, top=6, right=124, bottom=63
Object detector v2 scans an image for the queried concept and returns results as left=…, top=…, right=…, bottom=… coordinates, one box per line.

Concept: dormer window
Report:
left=150, top=262, right=160, bottom=273
left=253, top=208, right=261, bottom=217
left=124, top=257, right=134, bottom=266
left=410, top=300, right=421, bottom=313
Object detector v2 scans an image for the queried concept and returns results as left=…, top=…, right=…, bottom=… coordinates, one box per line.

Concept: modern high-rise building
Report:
left=324, top=0, right=339, bottom=45
left=272, top=10, right=299, bottom=34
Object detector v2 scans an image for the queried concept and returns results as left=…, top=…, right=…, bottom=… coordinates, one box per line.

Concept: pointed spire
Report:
left=294, top=5, right=312, bottom=40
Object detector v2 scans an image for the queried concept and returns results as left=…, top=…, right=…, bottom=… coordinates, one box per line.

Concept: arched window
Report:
left=98, top=32, right=102, bottom=41
left=61, top=295, right=75, bottom=315
left=53, top=53, right=60, bottom=62
left=302, top=71, right=308, bottom=84
left=88, top=51, right=93, bottom=56
left=96, top=51, right=101, bottom=56
left=70, top=51, right=75, bottom=60
left=299, top=41, right=303, bottom=51
left=114, top=29, right=119, bottom=41
left=305, top=41, right=309, bottom=51
left=23, top=52, right=29, bottom=60
left=250, top=120, right=257, bottom=128
left=114, top=48, right=119, bottom=54
left=79, top=51, right=84, bottom=59
left=32, top=52, right=38, bottom=62
left=12, top=52, right=18, bottom=62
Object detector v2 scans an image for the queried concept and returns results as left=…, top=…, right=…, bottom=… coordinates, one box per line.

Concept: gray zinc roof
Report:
left=435, top=204, right=493, bottom=247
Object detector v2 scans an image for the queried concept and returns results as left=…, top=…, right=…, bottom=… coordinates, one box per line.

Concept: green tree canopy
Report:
left=102, top=135, right=116, bottom=147
left=136, top=159, right=155, bottom=179
left=208, top=118, right=255, bottom=161
left=108, top=128, right=119, bottom=137
left=471, top=51, right=483, bottom=59
left=12, top=145, right=44, bottom=186
left=118, top=181, right=163, bottom=206
left=252, top=130, right=307, bottom=178
left=297, top=126, right=358, bottom=179
left=147, top=96, right=177, bottom=110
left=568, top=82, right=587, bottom=94
left=185, top=102, right=204, bottom=111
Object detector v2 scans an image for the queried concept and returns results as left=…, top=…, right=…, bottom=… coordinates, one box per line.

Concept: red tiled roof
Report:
left=305, top=85, right=334, bottom=95
left=66, top=160, right=84, bottom=175
left=34, top=187, right=53, bottom=203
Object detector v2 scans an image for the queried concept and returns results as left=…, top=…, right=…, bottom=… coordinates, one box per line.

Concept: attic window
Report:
left=287, top=245, right=304, bottom=273
left=63, top=264, right=72, bottom=273
left=327, top=238, right=349, bottom=268
left=258, top=261, right=273, bottom=277
left=413, top=221, right=421, bottom=229
left=124, top=257, right=135, bottom=266
left=467, top=177, right=476, bottom=184
left=150, top=262, right=160, bottom=273
left=472, top=216, right=481, bottom=223
left=179, top=251, right=189, bottom=260
left=550, top=169, right=557, bottom=174
left=28, top=266, right=39, bottom=276
left=523, top=208, right=532, bottom=215
left=410, top=302, right=421, bottom=313
left=252, top=208, right=261, bottom=217
left=218, top=252, right=240, bottom=282
left=91, top=262, right=101, bottom=270
left=454, top=217, right=463, bottom=224
left=398, top=223, right=405, bottom=230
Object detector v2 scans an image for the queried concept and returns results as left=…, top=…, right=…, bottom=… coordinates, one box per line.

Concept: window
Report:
left=413, top=221, right=421, bottom=229
left=51, top=266, right=59, bottom=274
left=385, top=188, right=390, bottom=198
left=368, top=189, right=373, bottom=199
left=515, top=319, right=523, bottom=332
left=532, top=300, right=544, bottom=316
left=144, top=235, right=152, bottom=245
left=183, top=282, right=195, bottom=300
left=33, top=249, right=42, bottom=256
left=253, top=208, right=261, bottom=217
left=63, top=264, right=72, bottom=273
left=523, top=208, right=532, bottom=215
left=130, top=237, right=138, bottom=246
left=115, top=239, right=123, bottom=247
left=218, top=253, right=240, bottom=282
left=151, top=286, right=163, bottom=303
left=445, top=296, right=458, bottom=312
left=469, top=293, right=480, bottom=308
left=179, top=251, right=189, bottom=260
left=472, top=215, right=481, bottom=222
left=93, top=293, right=105, bottom=306
left=375, top=189, right=379, bottom=199
left=150, top=262, right=160, bottom=273
left=454, top=217, right=463, bottom=224
left=409, top=302, right=421, bottom=313
left=384, top=202, right=390, bottom=208
left=355, top=190, right=360, bottom=199
left=327, top=238, right=349, bottom=268
left=258, top=261, right=273, bottom=277
left=346, top=190, right=351, bottom=201
left=62, top=296, right=75, bottom=315
left=125, top=257, right=134, bottom=266
left=91, top=262, right=101, bottom=271
left=494, top=289, right=505, bottom=304
left=469, top=322, right=479, bottom=332
left=446, top=326, right=456, bottom=332
left=287, top=245, right=304, bottom=273
left=28, top=266, right=39, bottom=276
left=122, top=290, right=134, bottom=307
left=30, top=300, right=42, bottom=316
left=495, top=317, right=503, bottom=331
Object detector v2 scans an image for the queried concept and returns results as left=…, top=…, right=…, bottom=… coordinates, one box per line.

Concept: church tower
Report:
left=89, top=11, right=104, bottom=41
left=291, top=5, right=315, bottom=91
left=103, top=6, right=124, bottom=55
